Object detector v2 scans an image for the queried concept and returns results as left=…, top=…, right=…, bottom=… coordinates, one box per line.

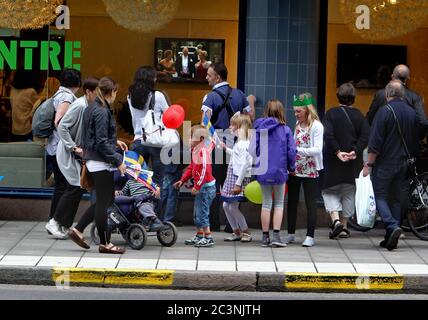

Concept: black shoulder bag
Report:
left=386, top=104, right=416, bottom=172
left=211, top=86, right=235, bottom=127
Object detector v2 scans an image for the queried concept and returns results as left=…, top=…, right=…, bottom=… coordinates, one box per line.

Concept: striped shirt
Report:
left=121, top=179, right=152, bottom=197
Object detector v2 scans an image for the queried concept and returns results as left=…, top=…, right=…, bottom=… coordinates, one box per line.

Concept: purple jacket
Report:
left=249, top=117, right=296, bottom=185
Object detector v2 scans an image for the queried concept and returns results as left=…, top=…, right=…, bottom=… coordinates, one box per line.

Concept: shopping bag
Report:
left=355, top=170, right=376, bottom=228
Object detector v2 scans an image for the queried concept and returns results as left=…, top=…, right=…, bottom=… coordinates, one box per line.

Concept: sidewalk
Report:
left=1, top=221, right=428, bottom=292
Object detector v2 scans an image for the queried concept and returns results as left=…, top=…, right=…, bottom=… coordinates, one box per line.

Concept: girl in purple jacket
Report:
left=249, top=100, right=296, bottom=247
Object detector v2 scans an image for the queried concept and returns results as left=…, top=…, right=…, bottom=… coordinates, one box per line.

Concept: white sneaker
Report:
left=302, top=236, right=315, bottom=247
left=46, top=219, right=67, bottom=240
left=224, top=233, right=242, bottom=241
left=285, top=234, right=295, bottom=244
left=240, top=233, right=253, bottom=243
left=60, top=226, right=70, bottom=238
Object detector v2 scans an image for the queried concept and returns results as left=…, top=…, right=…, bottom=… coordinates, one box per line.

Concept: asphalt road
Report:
left=0, top=285, right=427, bottom=300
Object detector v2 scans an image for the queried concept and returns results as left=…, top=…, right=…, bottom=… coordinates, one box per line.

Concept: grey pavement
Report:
left=1, top=221, right=428, bottom=274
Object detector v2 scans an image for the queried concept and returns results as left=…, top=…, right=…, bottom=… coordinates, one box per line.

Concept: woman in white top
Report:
left=128, top=66, right=169, bottom=199
left=286, top=93, right=324, bottom=247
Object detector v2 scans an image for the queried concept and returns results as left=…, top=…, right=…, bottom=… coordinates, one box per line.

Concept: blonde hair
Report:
left=230, top=113, right=252, bottom=140
left=191, top=124, right=208, bottom=141
left=295, top=92, right=319, bottom=130
left=264, top=99, right=286, bottom=124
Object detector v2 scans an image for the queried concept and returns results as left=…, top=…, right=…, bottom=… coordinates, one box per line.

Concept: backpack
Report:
left=32, top=91, right=61, bottom=138
left=128, top=92, right=179, bottom=147
left=211, top=86, right=236, bottom=129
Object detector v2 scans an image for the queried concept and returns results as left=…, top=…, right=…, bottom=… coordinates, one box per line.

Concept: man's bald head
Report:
left=386, top=80, right=405, bottom=101
left=392, top=64, right=410, bottom=83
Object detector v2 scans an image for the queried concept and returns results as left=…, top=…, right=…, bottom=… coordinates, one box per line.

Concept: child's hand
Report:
left=232, top=185, right=242, bottom=195
left=219, top=142, right=227, bottom=150
left=191, top=188, right=199, bottom=195
left=173, top=181, right=183, bottom=189
left=152, top=187, right=161, bottom=199
left=114, top=191, right=121, bottom=197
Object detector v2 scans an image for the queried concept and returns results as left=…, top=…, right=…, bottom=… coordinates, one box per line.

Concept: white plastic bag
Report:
left=355, top=170, right=376, bottom=228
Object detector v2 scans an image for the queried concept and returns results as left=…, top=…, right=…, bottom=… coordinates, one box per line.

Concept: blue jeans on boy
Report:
left=194, top=182, right=216, bottom=229
left=371, top=163, right=407, bottom=237
left=161, top=172, right=181, bottom=222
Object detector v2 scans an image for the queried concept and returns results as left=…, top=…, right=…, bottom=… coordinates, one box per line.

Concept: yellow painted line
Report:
left=284, top=273, right=404, bottom=290
left=52, top=268, right=174, bottom=286
left=52, top=268, right=105, bottom=284
left=104, top=269, right=174, bottom=286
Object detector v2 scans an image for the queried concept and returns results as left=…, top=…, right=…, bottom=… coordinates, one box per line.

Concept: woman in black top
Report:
left=322, top=83, right=370, bottom=239
left=69, top=77, right=128, bottom=254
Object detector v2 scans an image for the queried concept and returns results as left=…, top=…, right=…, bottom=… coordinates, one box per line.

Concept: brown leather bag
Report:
left=80, top=161, right=94, bottom=191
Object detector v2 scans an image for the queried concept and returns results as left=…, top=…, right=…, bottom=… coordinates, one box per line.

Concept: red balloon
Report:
left=163, top=104, right=185, bottom=129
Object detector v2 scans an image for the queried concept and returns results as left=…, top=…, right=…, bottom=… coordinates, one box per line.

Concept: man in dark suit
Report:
left=176, top=47, right=196, bottom=78
left=367, top=64, right=428, bottom=136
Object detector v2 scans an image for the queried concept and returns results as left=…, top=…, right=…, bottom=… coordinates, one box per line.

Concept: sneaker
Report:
left=261, top=234, right=271, bottom=247
left=195, top=237, right=214, bottom=247
left=285, top=234, right=295, bottom=244
left=302, top=236, right=315, bottom=247
left=240, top=233, right=253, bottom=243
left=224, top=233, right=242, bottom=241
left=386, top=228, right=402, bottom=251
left=185, top=235, right=203, bottom=245
left=271, top=240, right=287, bottom=247
left=45, top=219, right=58, bottom=235
left=60, top=226, right=70, bottom=237
left=46, top=219, right=67, bottom=240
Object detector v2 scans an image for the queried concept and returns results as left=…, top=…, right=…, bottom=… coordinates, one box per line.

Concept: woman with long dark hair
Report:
left=128, top=66, right=170, bottom=201
left=68, top=77, right=127, bottom=254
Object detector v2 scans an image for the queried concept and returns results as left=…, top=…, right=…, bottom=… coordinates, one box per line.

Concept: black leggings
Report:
left=287, top=175, right=318, bottom=238
left=75, top=170, right=114, bottom=246
left=49, top=155, right=68, bottom=220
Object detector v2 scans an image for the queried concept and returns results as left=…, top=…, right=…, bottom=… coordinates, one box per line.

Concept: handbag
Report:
left=80, top=161, right=94, bottom=191
left=355, top=170, right=376, bottom=228
left=128, top=92, right=179, bottom=147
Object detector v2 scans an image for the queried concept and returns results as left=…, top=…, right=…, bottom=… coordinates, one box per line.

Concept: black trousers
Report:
left=75, top=170, right=114, bottom=246
left=49, top=155, right=68, bottom=220
left=53, top=183, right=84, bottom=228
left=287, top=175, right=319, bottom=238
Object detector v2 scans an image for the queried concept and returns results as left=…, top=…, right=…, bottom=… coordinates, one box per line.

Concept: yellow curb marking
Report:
left=284, top=273, right=404, bottom=290
left=52, top=268, right=174, bottom=286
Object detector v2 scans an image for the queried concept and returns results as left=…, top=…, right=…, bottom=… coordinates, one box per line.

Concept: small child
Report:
left=115, top=178, right=164, bottom=231
left=174, top=125, right=216, bottom=247
left=249, top=100, right=296, bottom=247
left=220, top=113, right=253, bottom=242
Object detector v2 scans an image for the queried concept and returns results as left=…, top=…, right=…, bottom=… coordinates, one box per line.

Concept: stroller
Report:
left=90, top=168, right=178, bottom=250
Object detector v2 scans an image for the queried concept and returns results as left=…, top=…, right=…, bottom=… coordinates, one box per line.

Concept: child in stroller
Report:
left=90, top=171, right=178, bottom=250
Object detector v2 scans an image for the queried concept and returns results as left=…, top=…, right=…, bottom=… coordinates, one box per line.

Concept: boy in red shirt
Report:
left=174, top=125, right=216, bottom=247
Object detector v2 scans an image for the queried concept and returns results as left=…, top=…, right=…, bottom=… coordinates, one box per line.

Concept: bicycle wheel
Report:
left=407, top=173, right=428, bottom=240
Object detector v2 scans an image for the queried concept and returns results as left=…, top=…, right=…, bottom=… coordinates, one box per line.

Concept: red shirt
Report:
left=180, top=142, right=215, bottom=191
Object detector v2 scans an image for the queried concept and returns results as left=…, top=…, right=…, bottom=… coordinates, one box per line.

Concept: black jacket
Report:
left=367, top=86, right=428, bottom=139
left=82, top=97, right=122, bottom=168
left=323, top=106, right=370, bottom=189
left=175, top=55, right=196, bottom=77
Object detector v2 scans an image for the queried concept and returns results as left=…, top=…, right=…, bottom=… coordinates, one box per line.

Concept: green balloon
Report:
left=244, top=181, right=263, bottom=204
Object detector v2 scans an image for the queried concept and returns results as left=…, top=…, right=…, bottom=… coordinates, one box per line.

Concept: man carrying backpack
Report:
left=41, top=68, right=81, bottom=237
left=200, top=63, right=254, bottom=231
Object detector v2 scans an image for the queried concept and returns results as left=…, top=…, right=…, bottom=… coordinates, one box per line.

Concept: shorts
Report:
left=322, top=183, right=356, bottom=218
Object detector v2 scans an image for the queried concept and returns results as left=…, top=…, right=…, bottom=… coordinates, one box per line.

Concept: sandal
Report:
left=69, top=228, right=90, bottom=249
left=99, top=244, right=126, bottom=254
left=339, top=228, right=351, bottom=238
left=329, top=219, right=344, bottom=239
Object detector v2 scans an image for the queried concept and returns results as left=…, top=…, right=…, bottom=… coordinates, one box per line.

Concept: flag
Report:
left=123, top=151, right=146, bottom=171
left=202, top=112, right=219, bottom=146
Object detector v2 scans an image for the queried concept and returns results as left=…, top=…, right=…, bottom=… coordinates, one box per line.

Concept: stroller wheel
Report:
left=90, top=223, right=100, bottom=245
left=157, top=221, right=178, bottom=247
left=126, top=224, right=147, bottom=250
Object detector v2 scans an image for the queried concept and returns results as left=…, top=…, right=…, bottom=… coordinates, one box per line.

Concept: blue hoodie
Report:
left=249, top=117, right=296, bottom=185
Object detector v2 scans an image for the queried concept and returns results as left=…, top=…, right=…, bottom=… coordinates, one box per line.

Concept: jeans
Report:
left=194, top=183, right=216, bottom=229
left=49, top=155, right=68, bottom=220
left=161, top=172, right=181, bottom=222
left=371, top=163, right=407, bottom=236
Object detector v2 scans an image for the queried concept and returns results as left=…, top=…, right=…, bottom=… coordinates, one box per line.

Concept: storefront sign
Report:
left=0, top=40, right=81, bottom=71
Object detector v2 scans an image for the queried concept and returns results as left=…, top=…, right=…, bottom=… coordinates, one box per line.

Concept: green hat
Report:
left=293, top=95, right=316, bottom=107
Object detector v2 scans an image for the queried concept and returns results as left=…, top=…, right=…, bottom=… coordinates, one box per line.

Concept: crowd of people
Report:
left=7, top=61, right=428, bottom=254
